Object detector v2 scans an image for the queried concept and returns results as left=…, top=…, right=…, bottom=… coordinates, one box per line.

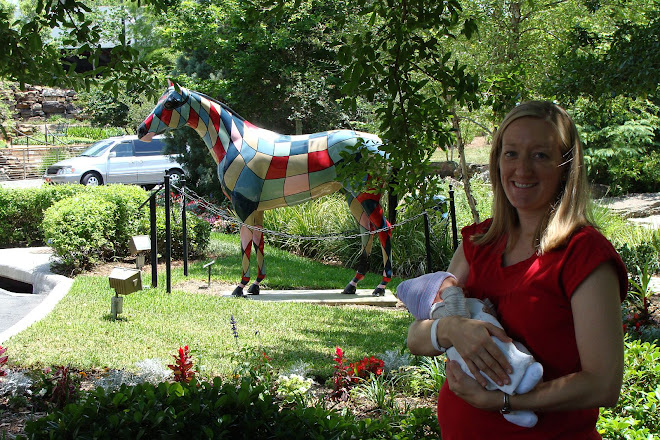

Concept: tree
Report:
left=0, top=0, right=174, bottom=96
left=159, top=0, right=360, bottom=134
left=547, top=0, right=660, bottom=195
left=551, top=1, right=660, bottom=100
left=339, top=0, right=480, bottom=222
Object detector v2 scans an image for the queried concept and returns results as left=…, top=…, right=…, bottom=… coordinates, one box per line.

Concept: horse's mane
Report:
left=192, top=90, right=248, bottom=123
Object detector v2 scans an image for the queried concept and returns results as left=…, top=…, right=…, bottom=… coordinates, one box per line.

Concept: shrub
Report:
left=574, top=96, right=660, bottom=196
left=0, top=185, right=84, bottom=247
left=43, top=192, right=118, bottom=272
left=598, top=339, right=660, bottom=438
left=10, top=184, right=209, bottom=272
left=138, top=205, right=211, bottom=259
left=22, top=376, right=442, bottom=439
left=93, top=184, right=150, bottom=256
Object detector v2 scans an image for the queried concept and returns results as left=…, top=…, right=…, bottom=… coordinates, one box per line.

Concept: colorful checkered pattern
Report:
left=138, top=83, right=392, bottom=294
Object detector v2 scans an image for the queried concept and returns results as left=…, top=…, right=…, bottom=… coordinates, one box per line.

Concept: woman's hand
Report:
left=446, top=360, right=502, bottom=411
left=440, top=316, right=513, bottom=387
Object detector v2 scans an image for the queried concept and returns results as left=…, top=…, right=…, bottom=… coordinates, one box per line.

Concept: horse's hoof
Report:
left=247, top=283, right=260, bottom=295
left=372, top=287, right=385, bottom=297
left=342, top=283, right=357, bottom=295
left=231, top=286, right=245, bottom=297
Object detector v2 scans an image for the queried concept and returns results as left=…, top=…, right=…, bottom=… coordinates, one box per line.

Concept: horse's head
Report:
left=137, top=81, right=191, bottom=141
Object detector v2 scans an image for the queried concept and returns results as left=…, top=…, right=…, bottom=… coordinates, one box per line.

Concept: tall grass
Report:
left=262, top=192, right=456, bottom=278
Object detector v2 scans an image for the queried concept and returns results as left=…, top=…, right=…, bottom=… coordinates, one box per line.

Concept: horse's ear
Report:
left=167, top=78, right=182, bottom=94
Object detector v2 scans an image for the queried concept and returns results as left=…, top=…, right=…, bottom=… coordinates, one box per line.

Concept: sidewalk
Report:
left=0, top=247, right=73, bottom=344
left=0, top=178, right=43, bottom=189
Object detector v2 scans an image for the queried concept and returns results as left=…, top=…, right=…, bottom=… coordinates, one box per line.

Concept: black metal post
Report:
left=181, top=178, right=188, bottom=277
left=150, top=194, right=158, bottom=288
left=423, top=212, right=432, bottom=273
left=449, top=184, right=458, bottom=251
left=165, top=175, right=172, bottom=293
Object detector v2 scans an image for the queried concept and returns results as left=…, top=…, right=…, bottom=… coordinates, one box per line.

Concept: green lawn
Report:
left=5, top=233, right=410, bottom=380
left=430, top=138, right=491, bottom=165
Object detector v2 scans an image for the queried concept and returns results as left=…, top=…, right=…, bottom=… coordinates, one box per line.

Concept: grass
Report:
left=430, top=138, right=491, bottom=165
left=5, top=233, right=410, bottom=380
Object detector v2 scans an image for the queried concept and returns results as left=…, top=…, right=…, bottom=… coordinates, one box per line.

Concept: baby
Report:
left=397, top=271, right=543, bottom=428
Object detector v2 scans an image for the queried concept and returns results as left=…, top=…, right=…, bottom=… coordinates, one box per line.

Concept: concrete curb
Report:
left=0, top=247, right=73, bottom=344
left=219, top=289, right=399, bottom=306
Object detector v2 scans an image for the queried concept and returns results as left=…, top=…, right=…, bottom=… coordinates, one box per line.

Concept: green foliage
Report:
left=79, top=87, right=161, bottom=132
left=353, top=373, right=397, bottom=412
left=392, top=365, right=437, bottom=397
left=0, top=0, right=166, bottom=96
left=78, top=89, right=131, bottom=129
left=43, top=192, right=119, bottom=272
left=32, top=185, right=148, bottom=271
left=598, top=339, right=660, bottom=439
left=616, top=239, right=660, bottom=282
left=21, top=375, right=441, bottom=439
left=339, top=0, right=480, bottom=199
left=553, top=5, right=660, bottom=100
left=92, top=185, right=152, bottom=256
left=162, top=0, right=355, bottom=135
left=572, top=97, right=660, bottom=195
left=263, top=192, right=453, bottom=278
left=66, top=126, right=124, bottom=140
left=0, top=185, right=84, bottom=246
left=418, top=356, right=446, bottom=394
left=138, top=204, right=211, bottom=260
left=0, top=184, right=209, bottom=271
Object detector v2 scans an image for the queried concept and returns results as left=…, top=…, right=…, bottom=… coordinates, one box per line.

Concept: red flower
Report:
left=0, top=346, right=7, bottom=377
left=168, top=345, right=195, bottom=383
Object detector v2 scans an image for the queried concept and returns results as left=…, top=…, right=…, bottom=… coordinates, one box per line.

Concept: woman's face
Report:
left=499, top=117, right=564, bottom=221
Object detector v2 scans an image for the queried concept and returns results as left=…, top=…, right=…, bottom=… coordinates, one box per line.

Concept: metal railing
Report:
left=0, top=127, right=86, bottom=180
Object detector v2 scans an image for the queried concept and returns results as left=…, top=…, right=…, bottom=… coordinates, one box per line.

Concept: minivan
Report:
left=43, top=135, right=185, bottom=187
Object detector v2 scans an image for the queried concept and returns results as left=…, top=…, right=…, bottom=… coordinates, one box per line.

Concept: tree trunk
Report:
left=452, top=110, right=480, bottom=224
left=387, top=170, right=398, bottom=226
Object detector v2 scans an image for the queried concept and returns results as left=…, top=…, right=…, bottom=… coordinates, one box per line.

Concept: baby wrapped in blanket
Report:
left=397, top=271, right=544, bottom=428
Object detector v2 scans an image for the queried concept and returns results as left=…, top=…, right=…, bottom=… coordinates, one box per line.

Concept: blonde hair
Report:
left=473, top=101, right=593, bottom=253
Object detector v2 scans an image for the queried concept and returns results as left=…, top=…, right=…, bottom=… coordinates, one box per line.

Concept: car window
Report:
left=112, top=142, right=134, bottom=157
left=80, top=139, right=114, bottom=157
left=134, top=138, right=165, bottom=156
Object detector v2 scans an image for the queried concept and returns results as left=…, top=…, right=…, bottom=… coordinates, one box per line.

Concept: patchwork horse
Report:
left=137, top=82, right=392, bottom=297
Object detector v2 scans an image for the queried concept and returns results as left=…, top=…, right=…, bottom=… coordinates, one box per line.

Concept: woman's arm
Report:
left=445, top=262, right=624, bottom=411
left=407, top=243, right=513, bottom=387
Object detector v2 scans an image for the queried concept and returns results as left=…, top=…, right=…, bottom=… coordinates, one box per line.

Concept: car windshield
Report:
left=80, top=139, right=115, bottom=157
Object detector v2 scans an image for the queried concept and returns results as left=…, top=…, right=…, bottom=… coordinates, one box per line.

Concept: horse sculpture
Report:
left=137, top=82, right=392, bottom=297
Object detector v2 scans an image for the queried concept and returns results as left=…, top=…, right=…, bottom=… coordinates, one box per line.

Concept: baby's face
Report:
left=432, top=276, right=460, bottom=304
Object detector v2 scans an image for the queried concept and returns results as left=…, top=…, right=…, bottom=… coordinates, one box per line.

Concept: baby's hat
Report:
left=396, top=271, right=455, bottom=320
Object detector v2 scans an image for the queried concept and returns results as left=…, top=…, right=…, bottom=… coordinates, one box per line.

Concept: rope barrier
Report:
left=171, top=183, right=447, bottom=241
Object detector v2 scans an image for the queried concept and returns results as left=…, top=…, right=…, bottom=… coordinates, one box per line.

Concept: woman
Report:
left=407, top=101, right=627, bottom=439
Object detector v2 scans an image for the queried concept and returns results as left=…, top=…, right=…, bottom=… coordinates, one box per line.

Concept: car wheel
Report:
left=167, top=169, right=183, bottom=186
left=81, top=172, right=102, bottom=186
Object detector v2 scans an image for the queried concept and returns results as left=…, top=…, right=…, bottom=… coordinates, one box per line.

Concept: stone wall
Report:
left=0, top=84, right=81, bottom=122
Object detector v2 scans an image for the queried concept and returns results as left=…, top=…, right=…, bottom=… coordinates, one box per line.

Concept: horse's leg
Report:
left=233, top=214, right=256, bottom=297
left=357, top=191, right=392, bottom=296
left=342, top=192, right=376, bottom=295
left=247, top=211, right=265, bottom=295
